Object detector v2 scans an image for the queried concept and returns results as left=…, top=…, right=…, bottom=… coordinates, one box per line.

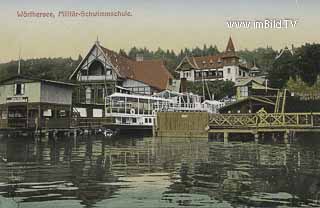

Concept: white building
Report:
left=175, top=37, right=250, bottom=82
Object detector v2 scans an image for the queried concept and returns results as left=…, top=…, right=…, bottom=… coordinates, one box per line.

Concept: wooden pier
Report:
left=0, top=117, right=113, bottom=138
left=208, top=109, right=320, bottom=140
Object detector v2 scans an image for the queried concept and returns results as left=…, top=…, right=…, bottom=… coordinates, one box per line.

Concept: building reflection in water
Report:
left=0, top=134, right=319, bottom=207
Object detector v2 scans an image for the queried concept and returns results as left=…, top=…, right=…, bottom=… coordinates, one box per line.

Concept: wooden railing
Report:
left=194, top=75, right=223, bottom=81
left=209, top=110, right=320, bottom=129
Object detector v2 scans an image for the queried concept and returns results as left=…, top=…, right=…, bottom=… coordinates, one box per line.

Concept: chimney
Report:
left=180, top=78, right=187, bottom=93
left=136, top=54, right=144, bottom=62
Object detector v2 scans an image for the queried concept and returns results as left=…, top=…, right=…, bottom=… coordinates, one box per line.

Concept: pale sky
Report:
left=0, top=0, right=319, bottom=63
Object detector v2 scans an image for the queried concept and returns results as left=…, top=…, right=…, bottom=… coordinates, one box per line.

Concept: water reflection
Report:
left=0, top=134, right=319, bottom=207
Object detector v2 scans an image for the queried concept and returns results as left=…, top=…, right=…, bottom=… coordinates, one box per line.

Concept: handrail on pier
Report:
left=209, top=110, right=320, bottom=129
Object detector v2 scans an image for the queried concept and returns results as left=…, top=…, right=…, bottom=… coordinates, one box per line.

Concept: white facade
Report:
left=122, top=79, right=152, bottom=95
left=179, top=65, right=249, bottom=82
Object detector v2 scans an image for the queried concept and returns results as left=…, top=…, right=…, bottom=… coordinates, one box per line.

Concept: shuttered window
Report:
left=14, top=83, right=25, bottom=95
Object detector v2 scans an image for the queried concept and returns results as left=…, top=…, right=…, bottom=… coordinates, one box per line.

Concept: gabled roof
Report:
left=0, top=75, right=76, bottom=87
left=131, top=60, right=173, bottom=90
left=100, top=45, right=134, bottom=79
left=175, top=55, right=199, bottom=71
left=234, top=77, right=265, bottom=87
left=175, top=36, right=239, bottom=71
left=275, top=46, right=293, bottom=60
left=70, top=42, right=173, bottom=91
left=219, top=96, right=275, bottom=112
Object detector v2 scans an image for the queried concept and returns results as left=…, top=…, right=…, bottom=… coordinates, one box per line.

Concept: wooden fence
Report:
left=156, top=112, right=209, bottom=138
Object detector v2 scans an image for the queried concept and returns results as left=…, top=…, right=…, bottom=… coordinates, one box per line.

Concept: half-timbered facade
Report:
left=175, top=37, right=250, bottom=82
left=69, top=41, right=173, bottom=117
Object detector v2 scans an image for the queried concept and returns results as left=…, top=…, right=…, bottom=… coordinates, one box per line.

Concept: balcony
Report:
left=78, top=75, right=113, bottom=82
left=194, top=75, right=223, bottom=81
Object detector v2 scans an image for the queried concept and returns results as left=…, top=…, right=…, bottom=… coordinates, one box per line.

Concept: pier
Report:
left=208, top=109, right=320, bottom=141
left=0, top=117, right=113, bottom=138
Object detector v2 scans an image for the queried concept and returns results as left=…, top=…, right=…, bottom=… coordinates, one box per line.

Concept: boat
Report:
left=103, top=90, right=224, bottom=134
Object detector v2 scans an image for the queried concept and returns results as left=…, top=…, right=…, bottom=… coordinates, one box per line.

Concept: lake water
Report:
left=0, top=133, right=320, bottom=208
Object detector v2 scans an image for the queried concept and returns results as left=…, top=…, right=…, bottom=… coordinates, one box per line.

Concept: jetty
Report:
left=208, top=109, right=320, bottom=139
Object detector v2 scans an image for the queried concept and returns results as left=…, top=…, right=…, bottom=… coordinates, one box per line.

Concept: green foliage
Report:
left=286, top=76, right=320, bottom=96
left=0, top=57, right=81, bottom=81
left=238, top=47, right=277, bottom=71
left=186, top=80, right=235, bottom=100
left=268, top=49, right=296, bottom=88
left=268, top=43, right=320, bottom=88
left=126, top=44, right=220, bottom=78
left=0, top=44, right=283, bottom=85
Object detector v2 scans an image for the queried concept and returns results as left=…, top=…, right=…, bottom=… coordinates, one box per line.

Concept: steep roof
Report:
left=131, top=60, right=173, bottom=90
left=71, top=42, right=173, bottom=91
left=193, top=55, right=224, bottom=69
left=234, top=77, right=265, bottom=87
left=275, top=46, right=293, bottom=60
left=225, top=36, right=235, bottom=52
left=176, top=36, right=240, bottom=71
left=219, top=96, right=275, bottom=112
left=100, top=45, right=135, bottom=79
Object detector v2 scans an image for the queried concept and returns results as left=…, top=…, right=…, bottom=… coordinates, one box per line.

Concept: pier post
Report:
left=272, top=133, right=276, bottom=142
left=73, top=129, right=77, bottom=138
left=223, top=132, right=229, bottom=144
left=284, top=130, right=289, bottom=144
left=254, top=133, right=259, bottom=143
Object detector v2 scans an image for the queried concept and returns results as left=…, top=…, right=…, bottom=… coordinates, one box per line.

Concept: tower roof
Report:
left=225, top=36, right=235, bottom=52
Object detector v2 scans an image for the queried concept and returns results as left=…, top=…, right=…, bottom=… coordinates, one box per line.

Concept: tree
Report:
left=295, top=44, right=320, bottom=85
left=267, top=43, right=320, bottom=88
left=186, top=80, right=235, bottom=100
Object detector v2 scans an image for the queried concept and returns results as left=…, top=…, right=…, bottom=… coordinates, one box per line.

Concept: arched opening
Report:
left=88, top=60, right=105, bottom=76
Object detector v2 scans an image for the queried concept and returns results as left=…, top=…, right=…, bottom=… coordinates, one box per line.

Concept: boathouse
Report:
left=0, top=75, right=75, bottom=129
left=219, top=78, right=279, bottom=114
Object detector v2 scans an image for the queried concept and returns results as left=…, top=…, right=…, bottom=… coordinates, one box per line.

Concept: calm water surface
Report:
left=0, top=134, right=320, bottom=208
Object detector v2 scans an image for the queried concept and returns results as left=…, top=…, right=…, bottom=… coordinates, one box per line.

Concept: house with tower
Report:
left=175, top=37, right=250, bottom=82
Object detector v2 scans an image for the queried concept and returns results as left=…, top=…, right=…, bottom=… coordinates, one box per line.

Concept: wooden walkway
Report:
left=0, top=117, right=113, bottom=137
left=208, top=109, right=320, bottom=134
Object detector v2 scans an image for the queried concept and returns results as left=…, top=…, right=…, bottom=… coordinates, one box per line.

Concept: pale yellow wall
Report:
left=0, top=82, right=41, bottom=104
left=40, top=83, right=72, bottom=105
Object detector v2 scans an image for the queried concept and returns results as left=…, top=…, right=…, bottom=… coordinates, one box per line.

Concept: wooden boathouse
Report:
left=0, top=75, right=75, bottom=130
left=0, top=75, right=112, bottom=135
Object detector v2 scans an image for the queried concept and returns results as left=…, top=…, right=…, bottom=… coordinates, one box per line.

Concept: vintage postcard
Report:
left=0, top=1, right=320, bottom=208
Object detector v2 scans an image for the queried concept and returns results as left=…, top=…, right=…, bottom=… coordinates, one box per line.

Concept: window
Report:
left=85, top=87, right=91, bottom=103
left=88, top=61, right=105, bottom=75
left=132, top=118, right=137, bottom=123
left=106, top=69, right=112, bottom=76
left=145, top=118, right=148, bottom=123
left=227, top=68, right=231, bottom=74
left=243, top=72, right=246, bottom=77
left=239, top=70, right=242, bottom=76
left=14, top=83, right=25, bottom=95
left=149, top=118, right=152, bottom=123
left=58, top=110, right=67, bottom=118
left=240, top=86, right=249, bottom=97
